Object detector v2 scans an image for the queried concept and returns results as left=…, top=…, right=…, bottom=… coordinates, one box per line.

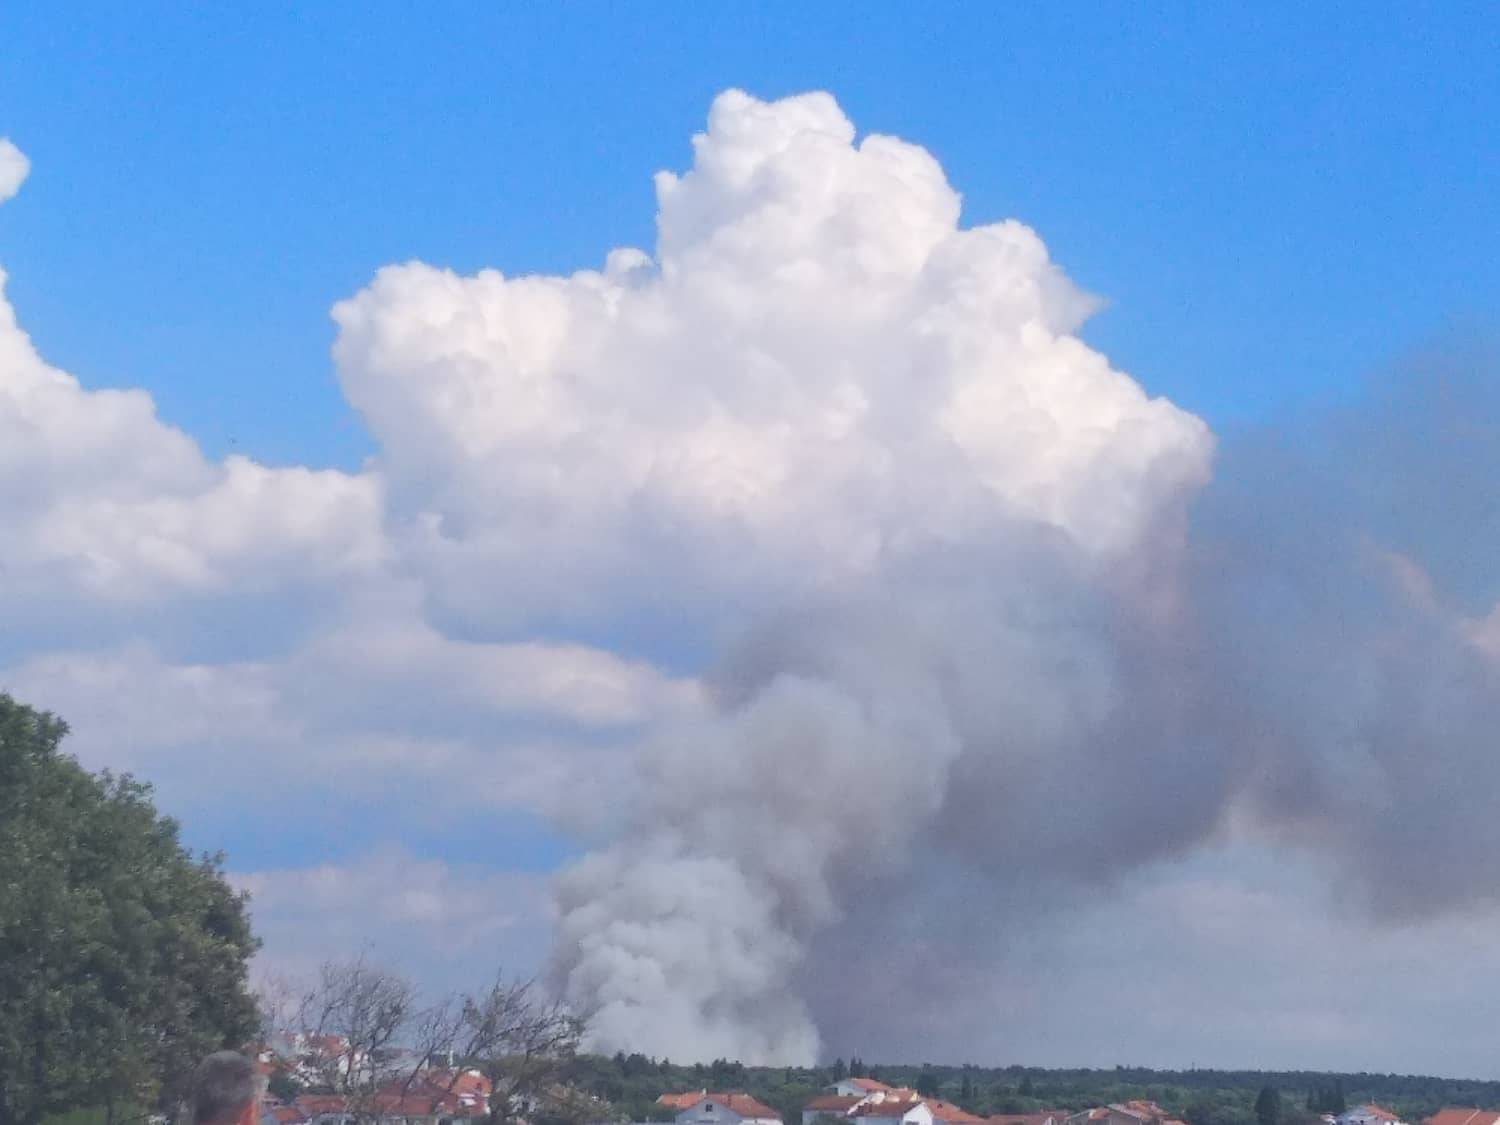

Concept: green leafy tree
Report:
left=1256, top=1088, right=1283, bottom=1125
left=917, top=1072, right=940, bottom=1098
left=0, top=694, right=260, bottom=1125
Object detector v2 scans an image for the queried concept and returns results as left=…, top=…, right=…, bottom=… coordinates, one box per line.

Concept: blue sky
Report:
left=5, top=3, right=1496, bottom=469
left=6, top=4, right=1500, bottom=1071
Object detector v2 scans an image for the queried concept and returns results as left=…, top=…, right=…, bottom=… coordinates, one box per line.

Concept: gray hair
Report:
left=192, top=1051, right=262, bottom=1124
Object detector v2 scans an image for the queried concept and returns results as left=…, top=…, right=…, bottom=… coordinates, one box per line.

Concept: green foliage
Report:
left=268, top=1070, right=303, bottom=1104
left=0, top=694, right=261, bottom=1125
left=562, top=1056, right=1500, bottom=1125
left=1307, top=1085, right=1349, bottom=1116
left=1256, top=1087, right=1283, bottom=1125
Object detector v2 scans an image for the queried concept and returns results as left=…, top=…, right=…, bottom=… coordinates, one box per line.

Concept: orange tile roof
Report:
left=718, top=1094, right=783, bottom=1120
left=856, top=1100, right=924, bottom=1120
left=1427, top=1110, right=1500, bottom=1125
left=988, top=1113, right=1066, bottom=1125
left=851, top=1081, right=895, bottom=1094
left=674, top=1093, right=782, bottom=1121
left=1113, top=1104, right=1168, bottom=1122
left=808, top=1097, right=865, bottom=1113
left=293, top=1095, right=348, bottom=1116
left=925, top=1101, right=986, bottom=1125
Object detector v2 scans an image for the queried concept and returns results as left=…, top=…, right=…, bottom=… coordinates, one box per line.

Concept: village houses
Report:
left=656, top=1093, right=784, bottom=1125
left=1338, top=1107, right=1407, bottom=1125
left=1063, top=1101, right=1188, bottom=1125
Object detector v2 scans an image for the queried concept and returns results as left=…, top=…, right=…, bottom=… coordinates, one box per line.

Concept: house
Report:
left=925, top=1102, right=987, bottom=1125
left=294, top=1094, right=353, bottom=1125
left=519, top=1082, right=615, bottom=1125
left=850, top=1096, right=932, bottom=1125
left=673, top=1093, right=784, bottom=1125
left=806, top=1088, right=918, bottom=1125
left=1340, top=1106, right=1406, bottom=1125
left=291, top=1089, right=485, bottom=1125
left=1066, top=1103, right=1173, bottom=1125
left=989, top=1111, right=1069, bottom=1125
left=1426, top=1110, right=1500, bottom=1125
left=804, top=1086, right=986, bottom=1125
left=404, top=1070, right=493, bottom=1118
left=805, top=1097, right=866, bottom=1125
left=826, top=1082, right=896, bottom=1100
left=261, top=1106, right=309, bottom=1125
left=663, top=1094, right=712, bottom=1112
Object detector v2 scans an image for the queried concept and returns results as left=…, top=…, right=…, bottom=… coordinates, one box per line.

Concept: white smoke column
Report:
left=530, top=91, right=1212, bottom=1062
left=330, top=88, right=1213, bottom=1061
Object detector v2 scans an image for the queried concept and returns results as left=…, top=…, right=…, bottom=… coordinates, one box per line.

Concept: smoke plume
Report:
left=7, top=87, right=1498, bottom=1067
left=319, top=90, right=1500, bottom=1064
left=543, top=90, right=1217, bottom=1062
left=539, top=95, right=1500, bottom=1063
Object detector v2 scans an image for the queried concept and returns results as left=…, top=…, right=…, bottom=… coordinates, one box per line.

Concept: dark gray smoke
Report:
left=524, top=91, right=1500, bottom=1064
left=553, top=343, right=1500, bottom=1063
left=1193, top=343, right=1500, bottom=918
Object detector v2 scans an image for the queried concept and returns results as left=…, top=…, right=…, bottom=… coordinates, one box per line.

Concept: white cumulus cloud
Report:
left=332, top=88, right=1209, bottom=639
left=0, top=268, right=384, bottom=623
left=0, top=139, right=28, bottom=203
left=234, top=849, right=553, bottom=991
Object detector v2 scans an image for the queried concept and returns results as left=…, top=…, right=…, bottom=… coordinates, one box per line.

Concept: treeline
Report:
left=1, top=695, right=260, bottom=1125
left=566, top=1056, right=1500, bottom=1125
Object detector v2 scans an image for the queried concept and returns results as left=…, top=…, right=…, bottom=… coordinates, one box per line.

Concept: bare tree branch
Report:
left=265, top=959, right=585, bottom=1125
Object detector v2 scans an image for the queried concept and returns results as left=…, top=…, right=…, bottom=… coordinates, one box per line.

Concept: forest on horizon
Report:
left=570, top=1055, right=1500, bottom=1125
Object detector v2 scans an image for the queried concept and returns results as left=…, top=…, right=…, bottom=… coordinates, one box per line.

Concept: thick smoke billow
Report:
left=1192, top=349, right=1500, bottom=917
left=540, top=97, right=1500, bottom=1062
left=9, top=87, right=1499, bottom=1067
left=331, top=90, right=1215, bottom=1059
left=520, top=91, right=1216, bottom=1062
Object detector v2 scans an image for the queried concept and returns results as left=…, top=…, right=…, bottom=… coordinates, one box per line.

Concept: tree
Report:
left=1256, top=1087, right=1283, bottom=1125
left=285, top=958, right=583, bottom=1125
left=917, top=1071, right=940, bottom=1098
left=475, top=981, right=585, bottom=1125
left=0, top=694, right=260, bottom=1125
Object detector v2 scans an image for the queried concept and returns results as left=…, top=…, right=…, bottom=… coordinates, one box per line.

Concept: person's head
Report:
left=191, top=1051, right=264, bottom=1125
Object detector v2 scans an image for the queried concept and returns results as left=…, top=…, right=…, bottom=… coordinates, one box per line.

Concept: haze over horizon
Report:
left=3, top=4, right=1500, bottom=1078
